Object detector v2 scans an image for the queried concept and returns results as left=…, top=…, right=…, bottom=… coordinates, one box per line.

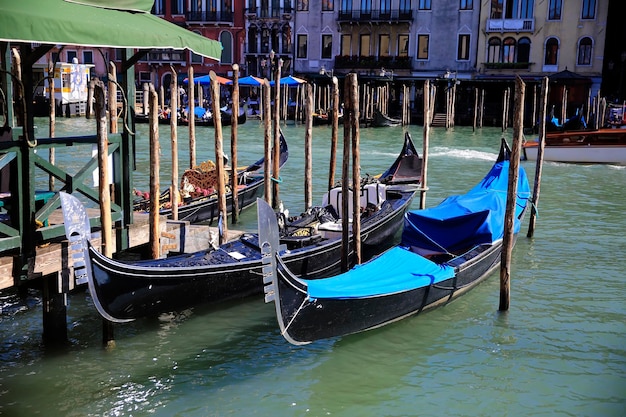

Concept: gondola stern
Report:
left=60, top=192, right=134, bottom=324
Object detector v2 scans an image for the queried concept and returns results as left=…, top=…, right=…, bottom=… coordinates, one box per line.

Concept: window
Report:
left=67, top=50, right=77, bottom=63
left=171, top=0, right=185, bottom=14
left=398, top=34, right=409, bottom=57
left=492, top=0, right=533, bottom=19
left=460, top=0, right=473, bottom=10
left=577, top=37, right=592, bottom=65
left=545, top=37, right=558, bottom=65
left=503, top=37, right=516, bottom=63
left=221, top=0, right=232, bottom=12
left=487, top=37, right=501, bottom=63
left=417, top=34, right=429, bottom=60
left=248, top=27, right=258, bottom=53
left=341, top=34, right=352, bottom=56
left=361, top=0, right=371, bottom=13
left=491, top=0, right=502, bottom=18
left=82, top=50, right=94, bottom=65
left=322, top=35, right=333, bottom=59
left=219, top=32, right=232, bottom=64
left=418, top=0, right=431, bottom=10
left=458, top=34, right=470, bottom=61
left=360, top=34, right=371, bottom=56
left=399, top=0, right=411, bottom=12
left=518, top=37, right=530, bottom=62
left=297, top=34, right=308, bottom=58
left=323, top=0, right=334, bottom=11
left=379, top=35, right=390, bottom=57
left=297, top=0, right=308, bottom=11
left=248, top=0, right=257, bottom=12
left=548, top=0, right=562, bottom=20
left=381, top=0, right=391, bottom=14
left=581, top=0, right=596, bottom=19
left=153, top=0, right=164, bottom=14
left=340, top=0, right=351, bottom=12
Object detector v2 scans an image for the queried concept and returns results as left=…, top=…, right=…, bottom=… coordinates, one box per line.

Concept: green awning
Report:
left=0, top=0, right=222, bottom=60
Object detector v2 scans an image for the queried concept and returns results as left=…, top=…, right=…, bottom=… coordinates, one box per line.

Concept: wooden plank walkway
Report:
left=0, top=209, right=243, bottom=290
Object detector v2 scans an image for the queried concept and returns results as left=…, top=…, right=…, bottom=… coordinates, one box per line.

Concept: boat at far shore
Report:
left=522, top=128, right=626, bottom=165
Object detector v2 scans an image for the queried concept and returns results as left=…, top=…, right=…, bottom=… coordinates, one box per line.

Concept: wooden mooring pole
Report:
left=230, top=64, right=240, bottom=224
left=304, top=83, right=313, bottom=210
left=188, top=66, right=196, bottom=168
left=499, top=75, right=525, bottom=311
left=420, top=80, right=431, bottom=210
left=210, top=71, right=228, bottom=244
left=96, top=78, right=115, bottom=347
left=328, top=76, right=339, bottom=191
left=262, top=79, right=272, bottom=206
left=170, top=66, right=179, bottom=221
left=527, top=77, right=549, bottom=238
left=272, top=62, right=282, bottom=209
left=148, top=85, right=160, bottom=260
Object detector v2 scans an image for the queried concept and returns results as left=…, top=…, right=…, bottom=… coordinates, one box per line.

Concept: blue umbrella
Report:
left=228, top=75, right=264, bottom=86
left=269, top=75, right=307, bottom=86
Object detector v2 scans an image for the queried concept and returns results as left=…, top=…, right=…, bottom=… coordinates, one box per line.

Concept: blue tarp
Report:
left=402, top=160, right=530, bottom=253
left=305, top=157, right=530, bottom=300
left=307, top=246, right=455, bottom=299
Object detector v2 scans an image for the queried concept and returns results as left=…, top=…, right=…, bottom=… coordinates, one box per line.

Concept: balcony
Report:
left=484, top=62, right=532, bottom=70
left=334, top=55, right=413, bottom=70
left=338, top=9, right=413, bottom=23
left=186, top=10, right=234, bottom=24
left=142, top=50, right=186, bottom=64
left=245, top=7, right=292, bottom=20
left=486, top=18, right=535, bottom=32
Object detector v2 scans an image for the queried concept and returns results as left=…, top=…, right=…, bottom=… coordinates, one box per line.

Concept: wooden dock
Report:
left=0, top=208, right=243, bottom=291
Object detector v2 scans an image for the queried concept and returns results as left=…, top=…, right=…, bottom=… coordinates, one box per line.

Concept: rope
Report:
left=108, top=79, right=135, bottom=137
left=271, top=175, right=283, bottom=183
left=0, top=70, right=36, bottom=148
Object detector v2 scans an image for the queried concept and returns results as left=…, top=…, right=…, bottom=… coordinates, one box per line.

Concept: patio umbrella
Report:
left=184, top=74, right=231, bottom=85
left=229, top=75, right=264, bottom=86
left=270, top=75, right=307, bottom=86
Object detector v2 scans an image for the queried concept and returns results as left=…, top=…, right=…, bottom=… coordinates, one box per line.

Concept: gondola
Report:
left=134, top=108, right=247, bottom=127
left=372, top=109, right=402, bottom=127
left=260, top=139, right=530, bottom=345
left=59, top=132, right=423, bottom=322
left=133, top=132, right=288, bottom=224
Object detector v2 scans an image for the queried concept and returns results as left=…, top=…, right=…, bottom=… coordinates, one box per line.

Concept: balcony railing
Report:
left=338, top=9, right=413, bottom=22
left=486, top=18, right=535, bottom=32
left=484, top=62, right=532, bottom=70
left=142, top=50, right=186, bottom=63
left=186, top=10, right=234, bottom=24
left=245, top=7, right=292, bottom=19
left=334, top=55, right=413, bottom=70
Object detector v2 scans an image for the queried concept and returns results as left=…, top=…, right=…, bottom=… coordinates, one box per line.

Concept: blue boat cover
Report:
left=307, top=246, right=455, bottom=299
left=401, top=160, right=530, bottom=253
left=305, top=159, right=530, bottom=300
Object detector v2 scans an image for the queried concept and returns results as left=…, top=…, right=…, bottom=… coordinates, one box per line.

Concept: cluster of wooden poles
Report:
left=88, top=66, right=548, bottom=317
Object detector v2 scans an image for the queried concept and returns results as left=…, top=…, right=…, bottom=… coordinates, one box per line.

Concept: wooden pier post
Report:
left=340, top=75, right=352, bottom=272
left=528, top=77, right=549, bottom=238
left=210, top=71, right=228, bottom=244
left=328, top=76, right=339, bottom=191
left=349, top=73, right=361, bottom=266
left=473, top=87, right=478, bottom=131
left=48, top=60, right=55, bottom=190
left=148, top=85, right=160, bottom=260
left=272, top=60, right=282, bottom=209
left=262, top=79, right=272, bottom=206
left=420, top=80, right=431, bottom=210
left=479, top=89, right=485, bottom=129
left=304, top=83, right=313, bottom=210
left=95, top=78, right=115, bottom=347
left=230, top=64, right=240, bottom=224
left=188, top=66, right=196, bottom=168
left=499, top=75, right=525, bottom=311
left=142, top=82, right=149, bottom=115
left=170, top=66, right=179, bottom=221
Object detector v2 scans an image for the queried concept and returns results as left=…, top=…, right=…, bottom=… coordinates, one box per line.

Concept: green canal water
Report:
left=0, top=118, right=624, bottom=416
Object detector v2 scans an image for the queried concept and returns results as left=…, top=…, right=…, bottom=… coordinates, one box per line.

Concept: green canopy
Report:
left=0, top=0, right=222, bottom=60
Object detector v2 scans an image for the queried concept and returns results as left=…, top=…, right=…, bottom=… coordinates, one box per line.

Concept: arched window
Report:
left=488, top=37, right=502, bottom=63
left=518, top=37, right=530, bottom=63
left=577, top=37, right=592, bottom=65
left=248, top=27, right=258, bottom=54
left=220, top=32, right=233, bottom=64
left=545, top=37, right=558, bottom=65
left=503, top=37, right=516, bottom=63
